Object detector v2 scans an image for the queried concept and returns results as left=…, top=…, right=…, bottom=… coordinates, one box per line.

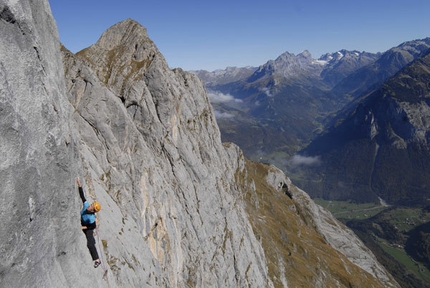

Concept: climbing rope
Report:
left=95, top=226, right=111, bottom=288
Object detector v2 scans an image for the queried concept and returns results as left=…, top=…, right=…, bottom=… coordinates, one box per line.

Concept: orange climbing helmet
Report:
left=93, top=201, right=101, bottom=212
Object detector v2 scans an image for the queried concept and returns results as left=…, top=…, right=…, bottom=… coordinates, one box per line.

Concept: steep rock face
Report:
left=64, top=19, right=273, bottom=287
left=0, top=0, right=81, bottom=287
left=1, top=2, right=400, bottom=288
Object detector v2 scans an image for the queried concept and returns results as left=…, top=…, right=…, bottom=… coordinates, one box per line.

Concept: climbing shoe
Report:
left=94, top=260, right=101, bottom=268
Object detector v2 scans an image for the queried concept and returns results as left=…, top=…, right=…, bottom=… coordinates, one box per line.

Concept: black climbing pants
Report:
left=83, top=228, right=99, bottom=261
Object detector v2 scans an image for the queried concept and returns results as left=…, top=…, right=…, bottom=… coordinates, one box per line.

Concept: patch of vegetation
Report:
left=107, top=255, right=121, bottom=272
left=313, top=198, right=387, bottom=220
left=405, top=221, right=430, bottom=266
left=345, top=206, right=430, bottom=287
left=102, top=239, right=108, bottom=249
left=311, top=198, right=430, bottom=286
left=238, top=160, right=387, bottom=287
left=380, top=239, right=430, bottom=283
left=349, top=224, right=429, bottom=288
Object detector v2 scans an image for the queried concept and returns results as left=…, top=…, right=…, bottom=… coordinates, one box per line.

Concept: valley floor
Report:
left=314, top=199, right=430, bottom=288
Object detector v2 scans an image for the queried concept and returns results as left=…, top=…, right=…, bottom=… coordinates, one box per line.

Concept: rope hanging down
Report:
left=95, top=226, right=111, bottom=288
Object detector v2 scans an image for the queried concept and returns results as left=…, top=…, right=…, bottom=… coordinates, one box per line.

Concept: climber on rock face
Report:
left=76, top=177, right=101, bottom=268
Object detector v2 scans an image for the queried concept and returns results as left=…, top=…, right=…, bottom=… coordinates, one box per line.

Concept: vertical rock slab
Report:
left=63, top=19, right=274, bottom=286
left=0, top=0, right=79, bottom=287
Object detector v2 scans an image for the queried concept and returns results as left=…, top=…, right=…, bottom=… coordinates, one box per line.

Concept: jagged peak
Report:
left=319, top=49, right=368, bottom=62
left=76, top=18, right=162, bottom=88
left=88, top=18, right=151, bottom=52
left=275, top=50, right=299, bottom=60
left=396, top=37, right=430, bottom=50
left=270, top=50, right=312, bottom=67
left=277, top=49, right=310, bottom=56
left=299, top=49, right=312, bottom=58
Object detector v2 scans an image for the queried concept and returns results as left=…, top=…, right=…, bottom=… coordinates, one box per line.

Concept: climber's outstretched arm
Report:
left=76, top=177, right=86, bottom=203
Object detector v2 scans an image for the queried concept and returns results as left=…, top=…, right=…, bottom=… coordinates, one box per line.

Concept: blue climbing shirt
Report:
left=81, top=201, right=96, bottom=225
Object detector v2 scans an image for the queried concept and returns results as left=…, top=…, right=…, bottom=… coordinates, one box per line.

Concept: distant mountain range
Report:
left=192, top=38, right=430, bottom=206
left=192, top=49, right=380, bottom=160
left=332, top=39, right=430, bottom=98
left=296, top=48, right=430, bottom=206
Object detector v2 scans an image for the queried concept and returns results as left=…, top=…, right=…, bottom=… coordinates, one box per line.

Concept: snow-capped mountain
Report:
left=296, top=48, right=430, bottom=206
left=332, top=38, right=430, bottom=98
left=319, top=50, right=380, bottom=86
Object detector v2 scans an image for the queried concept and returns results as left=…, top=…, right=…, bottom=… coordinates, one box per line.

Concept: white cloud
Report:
left=290, top=155, right=321, bottom=166
left=214, top=110, right=234, bottom=119
left=208, top=91, right=242, bottom=103
left=260, top=87, right=273, bottom=97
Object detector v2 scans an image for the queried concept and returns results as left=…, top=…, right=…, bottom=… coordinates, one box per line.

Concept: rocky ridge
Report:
left=332, top=38, right=430, bottom=98
left=319, top=50, right=380, bottom=87
left=192, top=66, right=258, bottom=86
left=0, top=1, right=399, bottom=287
left=197, top=49, right=378, bottom=90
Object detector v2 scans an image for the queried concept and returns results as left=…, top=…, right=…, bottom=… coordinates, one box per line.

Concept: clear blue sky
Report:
left=49, top=0, right=430, bottom=71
